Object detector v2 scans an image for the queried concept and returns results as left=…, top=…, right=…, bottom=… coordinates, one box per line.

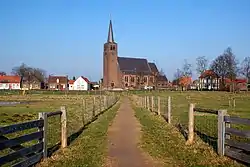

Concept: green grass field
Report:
left=0, top=94, right=118, bottom=166
left=132, top=91, right=250, bottom=166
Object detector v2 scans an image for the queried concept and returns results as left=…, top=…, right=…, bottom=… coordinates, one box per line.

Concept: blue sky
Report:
left=0, top=0, right=250, bottom=81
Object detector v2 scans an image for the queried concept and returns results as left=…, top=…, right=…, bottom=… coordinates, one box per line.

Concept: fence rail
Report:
left=133, top=94, right=250, bottom=165
left=0, top=95, right=119, bottom=167
left=0, top=119, right=44, bottom=166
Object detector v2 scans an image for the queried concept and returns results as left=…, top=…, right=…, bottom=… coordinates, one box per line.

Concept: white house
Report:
left=68, top=80, right=75, bottom=90
left=73, top=76, right=90, bottom=91
left=0, top=76, right=21, bottom=90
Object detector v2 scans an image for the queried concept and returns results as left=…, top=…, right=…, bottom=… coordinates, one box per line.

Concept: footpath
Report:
left=105, top=97, right=162, bottom=167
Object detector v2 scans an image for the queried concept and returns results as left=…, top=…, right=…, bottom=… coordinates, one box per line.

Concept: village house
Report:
left=21, top=78, right=44, bottom=90
left=103, top=20, right=168, bottom=90
left=198, top=70, right=248, bottom=91
left=72, top=76, right=90, bottom=91
left=198, top=70, right=220, bottom=90
left=0, top=75, right=21, bottom=90
left=68, top=80, right=75, bottom=90
left=48, top=75, right=68, bottom=90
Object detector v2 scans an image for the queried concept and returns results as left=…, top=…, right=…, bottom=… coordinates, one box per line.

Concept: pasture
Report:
left=132, top=90, right=250, bottom=166
left=0, top=93, right=118, bottom=166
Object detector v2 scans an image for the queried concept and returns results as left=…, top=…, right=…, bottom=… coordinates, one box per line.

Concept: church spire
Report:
left=107, top=20, right=114, bottom=43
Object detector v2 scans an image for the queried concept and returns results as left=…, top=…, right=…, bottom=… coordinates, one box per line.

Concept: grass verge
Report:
left=37, top=101, right=120, bottom=167
left=134, top=106, right=244, bottom=167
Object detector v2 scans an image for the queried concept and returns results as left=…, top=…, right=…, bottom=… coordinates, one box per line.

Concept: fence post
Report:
left=141, top=97, right=143, bottom=107
left=99, top=95, right=102, bottom=113
left=38, top=112, right=48, bottom=158
left=186, top=103, right=194, bottom=145
left=151, top=96, right=154, bottom=112
left=61, top=106, right=67, bottom=148
left=82, top=99, right=85, bottom=126
left=157, top=96, right=161, bottom=115
left=104, top=96, right=107, bottom=109
left=93, top=96, right=96, bottom=117
left=144, top=96, right=147, bottom=108
left=168, top=96, right=171, bottom=124
left=218, top=109, right=226, bottom=156
left=147, top=96, right=150, bottom=110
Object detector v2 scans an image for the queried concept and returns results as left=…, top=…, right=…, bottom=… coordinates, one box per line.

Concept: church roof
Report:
left=117, top=57, right=152, bottom=75
left=157, top=75, right=168, bottom=82
left=148, top=62, right=159, bottom=73
left=107, top=20, right=114, bottom=43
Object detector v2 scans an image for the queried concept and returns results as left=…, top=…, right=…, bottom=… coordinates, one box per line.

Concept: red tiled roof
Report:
left=48, top=76, right=68, bottom=84
left=0, top=75, right=21, bottom=83
left=199, top=70, right=219, bottom=78
left=81, top=76, right=90, bottom=83
left=224, top=78, right=247, bottom=84
left=68, top=80, right=75, bottom=84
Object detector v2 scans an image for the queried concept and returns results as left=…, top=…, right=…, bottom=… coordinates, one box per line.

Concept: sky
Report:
left=0, top=0, right=250, bottom=81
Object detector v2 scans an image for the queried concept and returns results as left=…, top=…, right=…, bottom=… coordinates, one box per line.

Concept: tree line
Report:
left=0, top=63, right=46, bottom=84
left=173, top=47, right=250, bottom=86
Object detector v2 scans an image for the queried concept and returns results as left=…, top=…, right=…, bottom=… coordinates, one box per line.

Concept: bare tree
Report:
left=33, top=68, right=46, bottom=82
left=174, top=68, right=183, bottom=80
left=172, top=68, right=183, bottom=86
left=182, top=59, right=192, bottom=77
left=0, top=71, right=6, bottom=76
left=240, top=57, right=250, bottom=81
left=210, top=47, right=238, bottom=91
left=12, top=63, right=46, bottom=89
left=196, top=56, right=208, bottom=76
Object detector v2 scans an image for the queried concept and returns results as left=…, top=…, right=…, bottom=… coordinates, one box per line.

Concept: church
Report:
left=103, top=20, right=168, bottom=90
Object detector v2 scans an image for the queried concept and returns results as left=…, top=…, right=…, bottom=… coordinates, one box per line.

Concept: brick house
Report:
left=0, top=75, right=21, bottom=90
left=103, top=20, right=167, bottom=90
left=48, top=75, right=68, bottom=90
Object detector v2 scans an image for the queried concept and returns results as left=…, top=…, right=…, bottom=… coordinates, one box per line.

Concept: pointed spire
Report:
left=107, top=20, right=114, bottom=43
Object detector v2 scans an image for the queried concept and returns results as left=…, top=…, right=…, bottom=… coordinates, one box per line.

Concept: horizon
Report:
left=1, top=0, right=250, bottom=81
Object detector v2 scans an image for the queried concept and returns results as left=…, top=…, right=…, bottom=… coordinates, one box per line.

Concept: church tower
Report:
left=103, top=20, right=120, bottom=89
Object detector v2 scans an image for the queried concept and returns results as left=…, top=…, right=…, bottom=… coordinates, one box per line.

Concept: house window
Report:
left=143, top=77, right=147, bottom=83
left=150, top=77, right=153, bottom=82
left=130, top=76, right=135, bottom=83
left=125, top=76, right=128, bottom=82
left=137, top=77, right=140, bottom=83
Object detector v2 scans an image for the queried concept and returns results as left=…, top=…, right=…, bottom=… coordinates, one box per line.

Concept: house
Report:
left=190, top=80, right=199, bottom=90
left=179, top=76, right=192, bottom=90
left=156, top=75, right=169, bottom=88
left=48, top=75, right=68, bottom=90
left=102, top=20, right=167, bottom=90
left=198, top=70, right=220, bottom=90
left=90, top=82, right=99, bottom=90
left=224, top=78, right=248, bottom=92
left=73, top=76, right=90, bottom=91
left=68, top=80, right=75, bottom=90
left=22, top=78, right=44, bottom=90
left=0, top=75, right=21, bottom=90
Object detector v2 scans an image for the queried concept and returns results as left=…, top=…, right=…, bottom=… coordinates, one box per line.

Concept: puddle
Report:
left=0, top=101, right=31, bottom=106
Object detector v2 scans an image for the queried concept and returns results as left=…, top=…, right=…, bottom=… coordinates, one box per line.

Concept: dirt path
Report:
left=105, top=97, right=162, bottom=167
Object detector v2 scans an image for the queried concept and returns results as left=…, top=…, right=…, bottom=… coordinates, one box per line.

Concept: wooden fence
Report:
left=133, top=95, right=172, bottom=124
left=0, top=95, right=119, bottom=166
left=0, top=108, right=66, bottom=167
left=188, top=105, right=250, bottom=164
left=133, top=95, right=250, bottom=165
